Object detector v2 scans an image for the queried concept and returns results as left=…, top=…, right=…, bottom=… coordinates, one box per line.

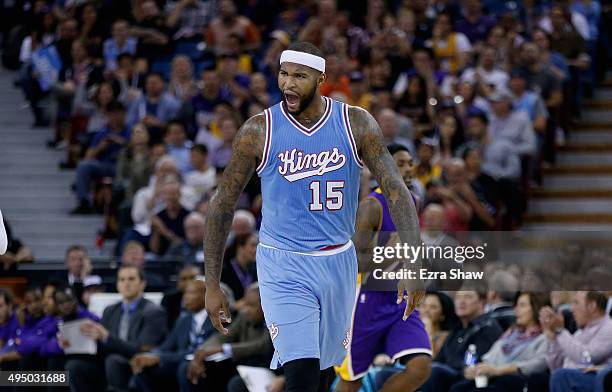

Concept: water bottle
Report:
left=464, top=344, right=477, bottom=368
left=579, top=350, right=592, bottom=369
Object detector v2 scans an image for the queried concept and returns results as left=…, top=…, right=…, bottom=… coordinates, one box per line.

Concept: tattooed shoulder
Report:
left=346, top=105, right=387, bottom=165
left=233, top=112, right=266, bottom=167
left=347, top=105, right=378, bottom=145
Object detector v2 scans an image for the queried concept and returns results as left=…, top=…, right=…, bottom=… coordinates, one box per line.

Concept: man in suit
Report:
left=161, top=264, right=200, bottom=330
left=187, top=283, right=273, bottom=390
left=54, top=245, right=91, bottom=304
left=130, top=278, right=215, bottom=392
left=65, top=265, right=167, bottom=392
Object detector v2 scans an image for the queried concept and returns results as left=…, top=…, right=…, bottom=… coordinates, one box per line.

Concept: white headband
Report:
left=280, top=50, right=326, bottom=73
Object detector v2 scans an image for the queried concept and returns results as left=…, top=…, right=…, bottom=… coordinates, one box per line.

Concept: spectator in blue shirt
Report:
left=127, top=72, right=181, bottom=143
left=165, top=120, right=193, bottom=175
left=72, top=101, right=131, bottom=214
left=182, top=69, right=232, bottom=138
left=103, top=20, right=138, bottom=72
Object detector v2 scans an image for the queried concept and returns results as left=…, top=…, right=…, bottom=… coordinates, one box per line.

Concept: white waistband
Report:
left=258, top=241, right=353, bottom=257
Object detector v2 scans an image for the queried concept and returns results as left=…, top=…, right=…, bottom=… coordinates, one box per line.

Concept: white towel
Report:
left=0, top=209, right=7, bottom=255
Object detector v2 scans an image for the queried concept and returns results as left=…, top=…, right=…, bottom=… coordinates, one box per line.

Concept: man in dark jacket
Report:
left=130, top=278, right=215, bottom=392
left=65, top=265, right=167, bottom=392
left=161, top=264, right=200, bottom=330
left=187, top=284, right=273, bottom=391
left=420, top=289, right=503, bottom=392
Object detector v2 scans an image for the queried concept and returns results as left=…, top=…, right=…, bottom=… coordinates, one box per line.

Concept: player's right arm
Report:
left=353, top=197, right=381, bottom=274
left=204, top=113, right=265, bottom=334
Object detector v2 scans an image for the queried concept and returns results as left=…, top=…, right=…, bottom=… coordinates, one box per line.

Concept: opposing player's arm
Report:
left=353, top=197, right=382, bottom=273
left=204, top=114, right=266, bottom=287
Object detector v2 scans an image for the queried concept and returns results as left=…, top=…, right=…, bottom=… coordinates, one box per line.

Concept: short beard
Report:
left=292, top=84, right=317, bottom=116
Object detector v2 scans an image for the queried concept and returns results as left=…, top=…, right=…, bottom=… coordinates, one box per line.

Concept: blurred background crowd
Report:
left=0, top=0, right=611, bottom=390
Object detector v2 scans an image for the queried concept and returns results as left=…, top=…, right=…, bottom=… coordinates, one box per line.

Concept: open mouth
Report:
left=284, top=91, right=300, bottom=112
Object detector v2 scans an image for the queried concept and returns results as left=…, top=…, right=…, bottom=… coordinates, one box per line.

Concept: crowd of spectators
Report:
left=1, top=0, right=608, bottom=260
left=1, top=0, right=612, bottom=390
left=1, top=252, right=612, bottom=391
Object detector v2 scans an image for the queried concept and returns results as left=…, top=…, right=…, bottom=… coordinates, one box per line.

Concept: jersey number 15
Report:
left=309, top=181, right=344, bottom=211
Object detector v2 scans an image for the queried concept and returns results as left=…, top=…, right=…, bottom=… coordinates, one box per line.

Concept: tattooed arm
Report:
left=204, top=113, right=265, bottom=333
left=349, top=106, right=424, bottom=316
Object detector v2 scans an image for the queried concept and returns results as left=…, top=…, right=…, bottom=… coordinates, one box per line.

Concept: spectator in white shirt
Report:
left=185, top=144, right=217, bottom=201
left=460, top=46, right=510, bottom=98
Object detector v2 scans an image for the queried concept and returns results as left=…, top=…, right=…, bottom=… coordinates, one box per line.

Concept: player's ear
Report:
left=318, top=72, right=326, bottom=87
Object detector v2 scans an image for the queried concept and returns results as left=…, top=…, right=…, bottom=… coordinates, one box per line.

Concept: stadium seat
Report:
left=150, top=61, right=172, bottom=80
left=175, top=41, right=202, bottom=60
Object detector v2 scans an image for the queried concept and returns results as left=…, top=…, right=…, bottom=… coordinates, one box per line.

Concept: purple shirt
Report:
left=455, top=15, right=497, bottom=43
left=15, top=315, right=61, bottom=356
left=0, top=314, right=19, bottom=346
left=547, top=316, right=612, bottom=369
left=40, top=308, right=100, bottom=357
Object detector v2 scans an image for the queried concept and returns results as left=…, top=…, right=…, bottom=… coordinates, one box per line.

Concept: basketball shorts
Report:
left=256, top=241, right=358, bottom=370
left=336, top=288, right=432, bottom=381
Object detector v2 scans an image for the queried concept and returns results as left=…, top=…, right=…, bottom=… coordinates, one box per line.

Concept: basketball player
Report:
left=203, top=42, right=422, bottom=392
left=336, top=144, right=431, bottom=392
left=0, top=209, right=7, bottom=255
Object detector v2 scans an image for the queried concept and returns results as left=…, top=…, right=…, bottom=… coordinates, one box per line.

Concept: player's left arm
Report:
left=349, top=106, right=424, bottom=316
left=348, top=106, right=420, bottom=258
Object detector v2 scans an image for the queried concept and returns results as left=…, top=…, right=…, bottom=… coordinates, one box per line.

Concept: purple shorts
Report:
left=337, top=288, right=432, bottom=381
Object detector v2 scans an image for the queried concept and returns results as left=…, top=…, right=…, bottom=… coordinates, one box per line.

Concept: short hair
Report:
left=488, top=270, right=519, bottom=302
left=113, top=19, right=129, bottom=27
left=192, top=144, right=208, bottom=155
left=286, top=42, right=324, bottom=59
left=235, top=233, right=255, bottom=249
left=185, top=212, right=206, bottom=225
left=123, top=241, right=145, bottom=253
left=467, top=110, right=489, bottom=125
left=461, top=144, right=482, bottom=160
left=65, top=244, right=87, bottom=258
left=146, top=72, right=165, bottom=82
left=387, top=143, right=410, bottom=157
left=586, top=291, right=608, bottom=313
left=181, top=264, right=202, bottom=274
left=106, top=100, right=126, bottom=113
left=117, top=53, right=134, bottom=63
left=154, top=155, right=178, bottom=171
left=118, top=264, right=145, bottom=281
left=167, top=119, right=186, bottom=131
left=460, top=280, right=488, bottom=300
left=413, top=46, right=435, bottom=59
left=54, top=286, right=77, bottom=302
left=233, top=210, right=256, bottom=230
left=0, top=288, right=13, bottom=306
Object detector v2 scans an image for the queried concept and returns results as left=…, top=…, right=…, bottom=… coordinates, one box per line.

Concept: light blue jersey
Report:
left=257, top=96, right=363, bottom=252
left=255, top=97, right=362, bottom=370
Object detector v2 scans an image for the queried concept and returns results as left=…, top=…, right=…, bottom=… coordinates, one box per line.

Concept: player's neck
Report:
left=292, top=95, right=326, bottom=127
